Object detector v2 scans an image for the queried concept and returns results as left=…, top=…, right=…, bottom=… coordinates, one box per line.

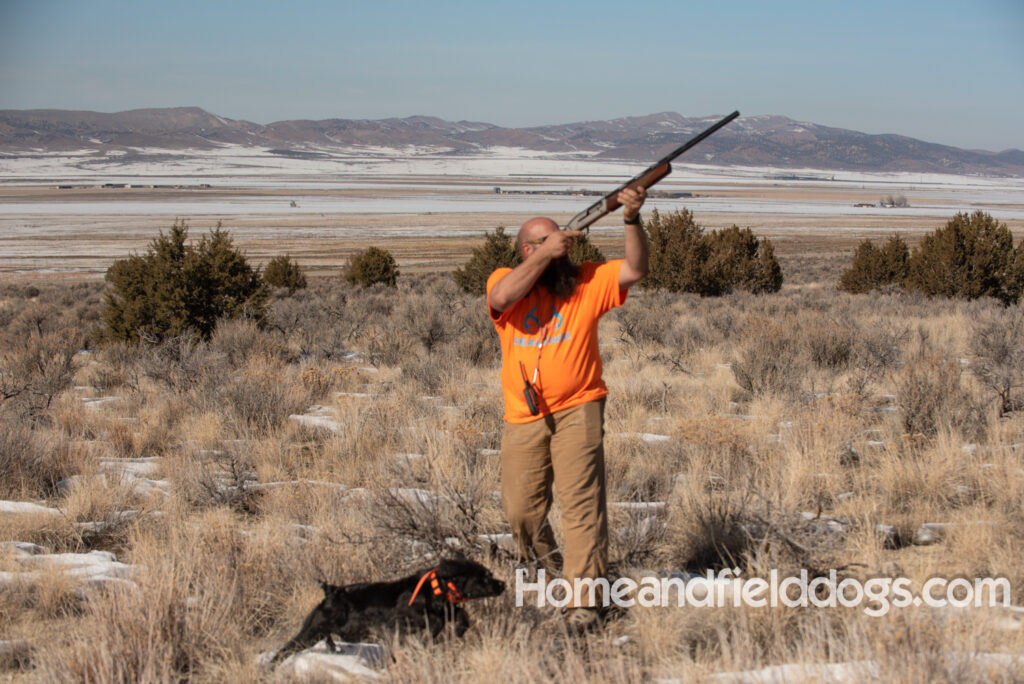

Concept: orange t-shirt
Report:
left=486, top=260, right=627, bottom=423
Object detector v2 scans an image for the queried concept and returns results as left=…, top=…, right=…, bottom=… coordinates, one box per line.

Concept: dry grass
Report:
left=1, top=266, right=1024, bottom=682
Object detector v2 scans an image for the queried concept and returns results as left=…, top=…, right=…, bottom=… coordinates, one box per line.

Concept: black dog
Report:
left=271, top=557, right=505, bottom=664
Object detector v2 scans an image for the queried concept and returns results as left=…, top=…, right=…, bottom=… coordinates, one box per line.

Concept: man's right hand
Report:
left=539, top=230, right=583, bottom=259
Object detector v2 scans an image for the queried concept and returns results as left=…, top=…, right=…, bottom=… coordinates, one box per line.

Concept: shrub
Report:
left=905, top=211, right=1017, bottom=304
left=453, top=227, right=521, bottom=294
left=897, top=347, right=984, bottom=439
left=731, top=315, right=804, bottom=398
left=970, top=309, right=1024, bottom=416
left=263, top=255, right=307, bottom=293
left=345, top=246, right=398, bottom=288
left=569, top=232, right=605, bottom=264
left=707, top=225, right=783, bottom=294
left=0, top=327, right=84, bottom=418
left=838, top=235, right=909, bottom=294
left=103, top=221, right=267, bottom=343
left=644, top=210, right=782, bottom=295
left=1008, top=241, right=1024, bottom=303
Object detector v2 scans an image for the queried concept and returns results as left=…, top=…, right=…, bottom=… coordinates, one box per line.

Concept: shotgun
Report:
left=564, top=110, right=740, bottom=233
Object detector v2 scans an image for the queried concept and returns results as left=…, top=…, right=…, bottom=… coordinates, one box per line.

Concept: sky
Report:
left=1, top=0, right=1022, bottom=152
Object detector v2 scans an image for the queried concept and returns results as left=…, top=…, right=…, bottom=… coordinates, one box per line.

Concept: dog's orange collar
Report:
left=408, top=568, right=470, bottom=606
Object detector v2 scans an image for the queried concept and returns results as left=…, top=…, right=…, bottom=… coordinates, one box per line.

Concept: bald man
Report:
left=486, top=187, right=648, bottom=632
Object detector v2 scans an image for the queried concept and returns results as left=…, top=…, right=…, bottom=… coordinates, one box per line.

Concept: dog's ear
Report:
left=318, top=579, right=329, bottom=595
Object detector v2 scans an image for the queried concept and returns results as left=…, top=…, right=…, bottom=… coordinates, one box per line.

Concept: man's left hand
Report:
left=618, top=187, right=647, bottom=222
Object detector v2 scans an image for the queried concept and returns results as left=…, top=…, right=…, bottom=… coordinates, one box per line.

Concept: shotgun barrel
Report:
left=564, top=110, right=740, bottom=233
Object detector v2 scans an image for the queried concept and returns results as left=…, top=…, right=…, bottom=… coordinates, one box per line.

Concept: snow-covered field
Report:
left=1, top=144, right=1022, bottom=274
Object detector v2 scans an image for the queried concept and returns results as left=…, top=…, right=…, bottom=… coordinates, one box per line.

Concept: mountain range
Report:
left=2, top=107, right=1022, bottom=176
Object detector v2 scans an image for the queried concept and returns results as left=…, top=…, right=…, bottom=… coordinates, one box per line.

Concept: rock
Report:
left=693, top=660, right=880, bottom=683
left=81, top=396, right=120, bottom=409
left=799, top=512, right=850, bottom=534
left=289, top=414, right=344, bottom=433
left=478, top=533, right=515, bottom=552
left=614, top=432, right=671, bottom=444
left=2, top=550, right=141, bottom=594
left=0, top=501, right=62, bottom=517
left=99, top=457, right=163, bottom=478
left=0, top=542, right=48, bottom=556
left=263, top=640, right=387, bottom=679
left=875, top=524, right=899, bottom=548
left=611, top=501, right=667, bottom=513
left=912, top=521, right=996, bottom=546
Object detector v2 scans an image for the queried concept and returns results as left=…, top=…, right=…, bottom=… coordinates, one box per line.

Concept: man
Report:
left=486, top=187, right=648, bottom=631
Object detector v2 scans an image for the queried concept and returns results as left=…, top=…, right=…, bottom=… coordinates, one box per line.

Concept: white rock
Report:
left=18, top=549, right=114, bottom=568
left=0, top=501, right=62, bottom=516
left=696, top=660, right=879, bottom=683
left=2, top=550, right=141, bottom=593
left=478, top=533, right=514, bottom=550
left=264, top=640, right=386, bottom=679
left=75, top=575, right=139, bottom=598
left=388, top=488, right=443, bottom=507
left=614, top=432, right=671, bottom=444
left=611, top=501, right=667, bottom=512
left=394, top=453, right=425, bottom=463
left=913, top=521, right=996, bottom=546
left=289, top=414, right=344, bottom=432
left=248, top=480, right=348, bottom=493
left=82, top=396, right=120, bottom=408
left=875, top=524, right=898, bottom=545
left=478, top=449, right=501, bottom=457
left=799, top=512, right=850, bottom=533
left=99, top=457, right=163, bottom=478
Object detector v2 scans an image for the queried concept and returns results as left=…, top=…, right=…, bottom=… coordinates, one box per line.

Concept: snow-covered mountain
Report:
left=2, top=107, right=1021, bottom=176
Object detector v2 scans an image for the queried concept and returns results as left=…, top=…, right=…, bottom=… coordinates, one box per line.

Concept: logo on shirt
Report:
left=514, top=305, right=570, bottom=348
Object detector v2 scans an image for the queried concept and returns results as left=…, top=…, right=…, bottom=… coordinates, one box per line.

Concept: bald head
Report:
left=517, top=217, right=559, bottom=256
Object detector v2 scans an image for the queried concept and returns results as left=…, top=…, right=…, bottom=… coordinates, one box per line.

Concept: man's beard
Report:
left=537, top=257, right=578, bottom=299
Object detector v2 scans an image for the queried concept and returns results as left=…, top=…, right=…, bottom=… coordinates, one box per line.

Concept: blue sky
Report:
left=2, top=0, right=1022, bottom=151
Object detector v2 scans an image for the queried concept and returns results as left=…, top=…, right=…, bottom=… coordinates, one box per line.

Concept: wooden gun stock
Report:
left=565, top=110, right=739, bottom=233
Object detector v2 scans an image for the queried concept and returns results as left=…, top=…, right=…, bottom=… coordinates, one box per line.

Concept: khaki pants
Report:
left=500, top=398, right=608, bottom=608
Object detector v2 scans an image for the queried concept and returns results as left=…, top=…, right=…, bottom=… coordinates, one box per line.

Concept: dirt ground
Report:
left=1, top=182, right=1021, bottom=283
